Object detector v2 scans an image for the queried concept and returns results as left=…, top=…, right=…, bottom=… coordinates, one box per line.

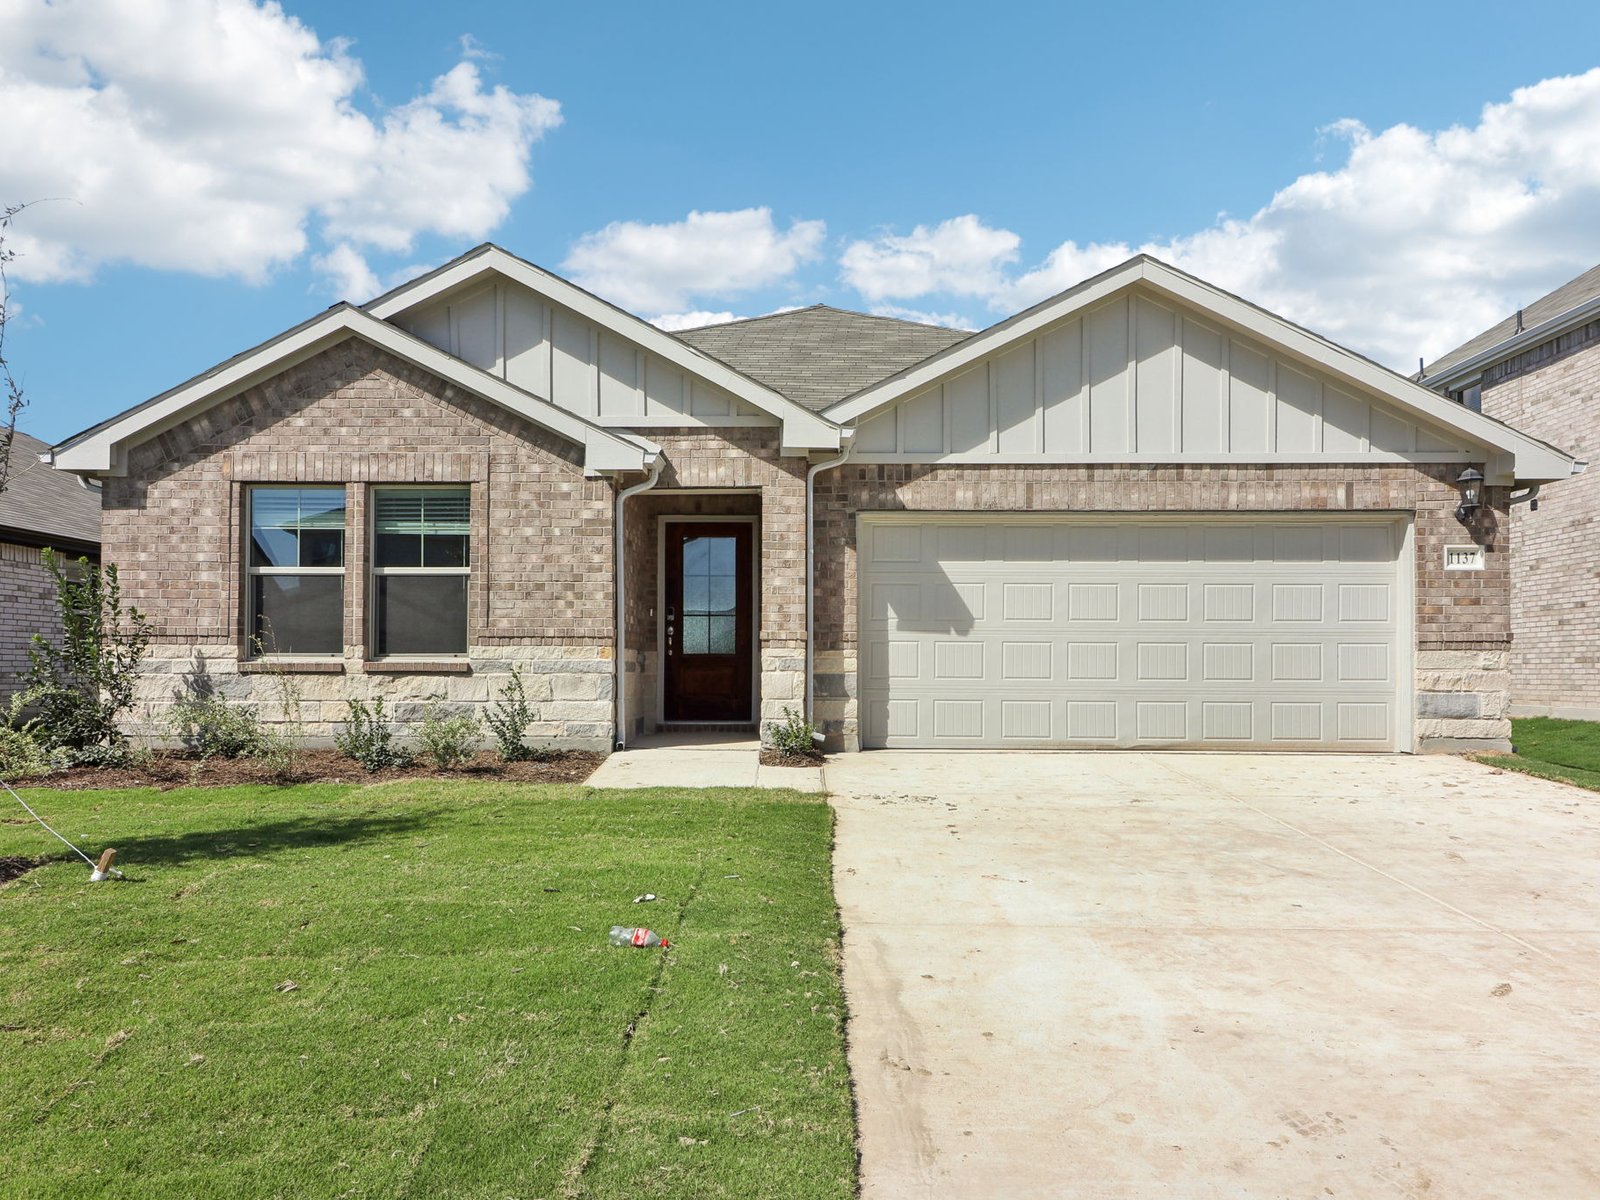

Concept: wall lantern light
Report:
left=1455, top=467, right=1484, bottom=523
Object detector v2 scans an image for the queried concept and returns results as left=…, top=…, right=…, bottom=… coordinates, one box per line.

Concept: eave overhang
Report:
left=49, top=305, right=657, bottom=478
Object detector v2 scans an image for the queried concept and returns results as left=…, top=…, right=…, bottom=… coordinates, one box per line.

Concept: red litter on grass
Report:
left=609, top=925, right=669, bottom=948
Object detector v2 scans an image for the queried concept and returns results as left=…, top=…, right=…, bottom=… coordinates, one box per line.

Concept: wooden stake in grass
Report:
left=91, top=848, right=118, bottom=882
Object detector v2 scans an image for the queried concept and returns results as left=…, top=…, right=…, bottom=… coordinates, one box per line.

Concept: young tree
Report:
left=0, top=202, right=30, bottom=497
left=12, top=551, right=151, bottom=763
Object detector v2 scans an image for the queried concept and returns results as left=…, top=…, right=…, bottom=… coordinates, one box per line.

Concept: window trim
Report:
left=245, top=485, right=347, bottom=659
left=367, top=484, right=472, bottom=661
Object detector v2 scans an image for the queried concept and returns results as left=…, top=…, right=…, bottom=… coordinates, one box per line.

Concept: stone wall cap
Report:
left=239, top=659, right=345, bottom=675
left=364, top=659, right=472, bottom=674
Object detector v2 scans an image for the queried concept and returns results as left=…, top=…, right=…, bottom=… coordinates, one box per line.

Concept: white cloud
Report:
left=841, top=215, right=1020, bottom=303
left=651, top=304, right=811, bottom=332
left=563, top=208, right=825, bottom=313
left=0, top=1, right=560, bottom=286
left=651, top=310, right=742, bottom=332
left=869, top=304, right=976, bottom=331
left=312, top=243, right=381, bottom=300
left=837, top=69, right=1600, bottom=367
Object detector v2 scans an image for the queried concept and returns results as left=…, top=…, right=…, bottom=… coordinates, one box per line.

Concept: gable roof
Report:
left=824, top=255, right=1582, bottom=486
left=1, top=429, right=101, bottom=549
left=48, top=305, right=657, bottom=477
left=1422, top=262, right=1600, bottom=385
left=365, top=244, right=841, bottom=450
left=674, top=305, right=971, bottom=413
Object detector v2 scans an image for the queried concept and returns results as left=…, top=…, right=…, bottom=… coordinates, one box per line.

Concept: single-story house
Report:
left=1, top=429, right=103, bottom=704
left=1422, top=266, right=1599, bottom=720
left=46, top=247, right=1583, bottom=753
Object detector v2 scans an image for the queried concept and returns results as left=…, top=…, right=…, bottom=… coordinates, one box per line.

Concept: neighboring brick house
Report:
left=1, top=429, right=102, bottom=704
left=47, top=247, right=1580, bottom=753
left=1423, top=268, right=1598, bottom=720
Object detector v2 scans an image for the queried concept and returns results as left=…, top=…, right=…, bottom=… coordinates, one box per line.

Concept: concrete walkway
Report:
left=829, top=751, right=1600, bottom=1199
left=585, top=731, right=824, bottom=791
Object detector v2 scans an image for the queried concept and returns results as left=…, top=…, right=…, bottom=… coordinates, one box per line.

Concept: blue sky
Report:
left=6, top=0, right=1600, bottom=443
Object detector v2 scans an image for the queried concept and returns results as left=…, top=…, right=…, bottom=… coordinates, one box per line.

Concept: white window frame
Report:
left=367, top=485, right=472, bottom=660
left=246, top=485, right=346, bottom=659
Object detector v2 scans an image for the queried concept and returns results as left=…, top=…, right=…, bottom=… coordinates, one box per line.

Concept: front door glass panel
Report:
left=681, top=536, right=738, bottom=655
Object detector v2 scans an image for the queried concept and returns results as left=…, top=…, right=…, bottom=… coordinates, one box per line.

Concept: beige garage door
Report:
left=858, top=515, right=1408, bottom=751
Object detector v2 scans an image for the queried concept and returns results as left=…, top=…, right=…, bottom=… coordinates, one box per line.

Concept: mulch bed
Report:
left=758, top=748, right=825, bottom=768
left=13, top=749, right=606, bottom=791
left=0, top=855, right=46, bottom=885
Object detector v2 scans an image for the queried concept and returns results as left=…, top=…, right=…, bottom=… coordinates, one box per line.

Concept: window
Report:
left=248, top=486, right=346, bottom=655
left=371, top=487, right=470, bottom=656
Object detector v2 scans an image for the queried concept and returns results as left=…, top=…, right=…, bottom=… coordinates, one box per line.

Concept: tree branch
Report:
left=0, top=202, right=33, bottom=496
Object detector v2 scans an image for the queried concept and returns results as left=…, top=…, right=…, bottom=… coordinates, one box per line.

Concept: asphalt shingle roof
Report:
left=674, top=305, right=972, bottom=413
left=0, top=430, right=102, bottom=548
left=1425, top=263, right=1600, bottom=378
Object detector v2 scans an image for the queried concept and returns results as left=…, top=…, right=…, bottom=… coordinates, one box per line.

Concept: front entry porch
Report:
left=586, top=729, right=823, bottom=790
left=620, top=483, right=807, bottom=744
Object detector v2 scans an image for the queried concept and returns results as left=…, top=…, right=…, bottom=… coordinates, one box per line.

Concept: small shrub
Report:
left=334, top=697, right=410, bottom=773
left=167, top=695, right=266, bottom=760
left=417, top=698, right=480, bottom=769
left=484, top=665, right=550, bottom=762
left=0, top=726, right=53, bottom=781
left=248, top=631, right=308, bottom=781
left=766, top=706, right=822, bottom=758
left=255, top=726, right=302, bottom=782
left=64, top=741, right=131, bottom=768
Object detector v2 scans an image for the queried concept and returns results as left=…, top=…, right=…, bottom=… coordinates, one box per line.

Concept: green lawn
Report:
left=1478, top=717, right=1600, bottom=792
left=0, top=782, right=855, bottom=1199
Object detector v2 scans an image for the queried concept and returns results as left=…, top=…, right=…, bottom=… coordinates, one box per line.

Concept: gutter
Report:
left=804, top=435, right=854, bottom=733
left=613, top=457, right=662, bottom=750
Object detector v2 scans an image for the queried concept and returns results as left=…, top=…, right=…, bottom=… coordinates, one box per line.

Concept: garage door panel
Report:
left=1002, top=582, right=1055, bottom=620
left=1202, top=642, right=1254, bottom=681
left=1002, top=641, right=1055, bottom=680
left=1337, top=643, right=1391, bottom=682
left=1136, top=642, right=1189, bottom=681
left=1069, top=582, right=1120, bottom=620
left=860, top=517, right=1404, bottom=750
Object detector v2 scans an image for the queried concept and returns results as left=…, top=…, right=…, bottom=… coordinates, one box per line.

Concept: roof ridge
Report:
left=669, top=304, right=829, bottom=335
left=809, top=304, right=972, bottom=332
left=673, top=303, right=968, bottom=336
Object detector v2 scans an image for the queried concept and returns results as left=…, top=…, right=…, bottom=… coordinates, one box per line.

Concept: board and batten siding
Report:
left=852, top=291, right=1473, bottom=463
left=396, top=282, right=775, bottom=428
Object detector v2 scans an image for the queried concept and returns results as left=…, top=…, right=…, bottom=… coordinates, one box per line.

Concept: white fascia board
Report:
left=51, top=306, right=650, bottom=476
left=1136, top=263, right=1580, bottom=485
left=366, top=247, right=841, bottom=450
left=824, top=255, right=1580, bottom=485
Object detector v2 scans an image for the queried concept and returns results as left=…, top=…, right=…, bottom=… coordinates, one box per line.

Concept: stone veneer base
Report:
left=130, top=644, right=616, bottom=751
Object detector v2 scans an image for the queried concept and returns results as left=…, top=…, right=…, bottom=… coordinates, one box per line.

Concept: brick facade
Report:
left=96, top=340, right=1518, bottom=756
left=0, top=543, right=60, bottom=705
left=813, top=462, right=1511, bottom=752
left=103, top=340, right=619, bottom=748
left=1478, top=322, right=1600, bottom=718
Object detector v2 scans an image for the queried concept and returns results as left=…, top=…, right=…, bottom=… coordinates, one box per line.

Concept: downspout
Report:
left=804, top=436, right=854, bottom=731
left=614, top=458, right=662, bottom=750
left=1508, top=484, right=1541, bottom=509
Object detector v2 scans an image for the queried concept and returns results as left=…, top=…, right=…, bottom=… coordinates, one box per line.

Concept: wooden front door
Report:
left=663, top=521, right=755, bottom=723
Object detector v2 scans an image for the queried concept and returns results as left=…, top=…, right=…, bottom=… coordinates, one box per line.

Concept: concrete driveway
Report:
left=827, top=752, right=1600, bottom=1199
